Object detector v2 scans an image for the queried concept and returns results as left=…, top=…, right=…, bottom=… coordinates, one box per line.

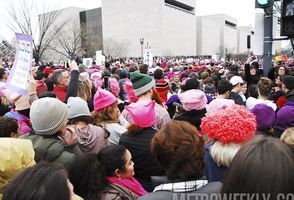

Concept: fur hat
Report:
left=30, top=98, right=68, bottom=136
left=94, top=88, right=117, bottom=111
left=201, top=105, right=256, bottom=143
left=250, top=104, right=275, bottom=131
left=179, top=89, right=207, bottom=111
left=125, top=100, right=156, bottom=128
left=67, top=97, right=91, bottom=119
left=130, top=72, right=155, bottom=96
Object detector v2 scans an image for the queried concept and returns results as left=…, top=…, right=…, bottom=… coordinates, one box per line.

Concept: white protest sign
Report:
left=6, top=33, right=32, bottom=96
left=96, top=51, right=102, bottom=66
left=83, top=58, right=93, bottom=67
left=143, top=47, right=153, bottom=67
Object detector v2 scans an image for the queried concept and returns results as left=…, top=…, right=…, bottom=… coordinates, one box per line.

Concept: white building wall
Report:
left=237, top=26, right=254, bottom=54
left=197, top=16, right=221, bottom=55
left=254, top=12, right=264, bottom=56
left=101, top=0, right=196, bottom=57
left=161, top=4, right=196, bottom=56
left=197, top=14, right=238, bottom=57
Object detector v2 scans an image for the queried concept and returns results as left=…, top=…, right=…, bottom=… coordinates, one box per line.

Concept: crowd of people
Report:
left=0, top=56, right=294, bottom=200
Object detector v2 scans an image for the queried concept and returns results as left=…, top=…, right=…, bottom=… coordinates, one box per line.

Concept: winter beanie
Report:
left=94, top=88, right=117, bottom=111
left=125, top=101, right=156, bottom=128
left=130, top=72, right=155, bottom=96
left=30, top=97, right=68, bottom=136
left=250, top=104, right=275, bottom=131
left=67, top=97, right=91, bottom=119
left=179, top=89, right=208, bottom=111
left=282, top=76, right=294, bottom=90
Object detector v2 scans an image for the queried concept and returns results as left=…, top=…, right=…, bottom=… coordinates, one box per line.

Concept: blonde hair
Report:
left=281, top=128, right=294, bottom=147
left=211, top=141, right=241, bottom=168
left=0, top=96, right=10, bottom=107
left=77, top=78, right=92, bottom=102
left=92, top=102, right=119, bottom=125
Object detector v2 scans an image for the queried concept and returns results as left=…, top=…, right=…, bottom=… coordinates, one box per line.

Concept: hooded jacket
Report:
left=70, top=124, right=109, bottom=154
left=0, top=138, right=35, bottom=199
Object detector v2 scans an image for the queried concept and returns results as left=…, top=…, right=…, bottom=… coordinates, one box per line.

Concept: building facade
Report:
left=197, top=14, right=238, bottom=57
left=101, top=0, right=197, bottom=57
left=237, top=26, right=255, bottom=54
left=80, top=8, right=103, bottom=57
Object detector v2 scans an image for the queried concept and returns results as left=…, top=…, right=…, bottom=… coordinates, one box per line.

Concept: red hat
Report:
left=200, top=105, right=256, bottom=143
left=43, top=67, right=53, bottom=75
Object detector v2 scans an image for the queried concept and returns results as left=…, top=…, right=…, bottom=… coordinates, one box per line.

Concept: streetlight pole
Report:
left=140, top=38, right=144, bottom=64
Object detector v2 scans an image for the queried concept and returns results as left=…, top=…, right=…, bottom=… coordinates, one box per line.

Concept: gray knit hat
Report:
left=67, top=97, right=91, bottom=119
left=30, top=97, right=68, bottom=136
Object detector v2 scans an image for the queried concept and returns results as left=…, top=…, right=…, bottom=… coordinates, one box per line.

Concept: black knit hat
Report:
left=282, top=75, right=294, bottom=90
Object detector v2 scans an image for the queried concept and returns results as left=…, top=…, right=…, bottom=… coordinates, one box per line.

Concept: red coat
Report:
left=53, top=85, right=67, bottom=102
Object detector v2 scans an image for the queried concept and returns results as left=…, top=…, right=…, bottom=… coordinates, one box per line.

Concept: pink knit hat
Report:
left=206, top=99, right=235, bottom=114
left=94, top=88, right=117, bottom=111
left=179, top=89, right=207, bottom=111
left=125, top=101, right=156, bottom=128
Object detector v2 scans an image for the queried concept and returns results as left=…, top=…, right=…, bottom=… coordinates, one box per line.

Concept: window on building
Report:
left=225, top=20, right=237, bottom=28
left=164, top=0, right=195, bottom=13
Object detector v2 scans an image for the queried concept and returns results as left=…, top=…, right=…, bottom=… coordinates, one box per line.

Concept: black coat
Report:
left=285, top=90, right=294, bottom=103
left=119, top=127, right=165, bottom=192
left=174, top=109, right=206, bottom=130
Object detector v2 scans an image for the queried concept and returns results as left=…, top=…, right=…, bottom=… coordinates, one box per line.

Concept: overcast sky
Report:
left=0, top=0, right=256, bottom=41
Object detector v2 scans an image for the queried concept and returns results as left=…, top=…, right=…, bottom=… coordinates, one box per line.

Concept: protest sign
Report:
left=6, top=33, right=32, bottom=96
left=96, top=51, right=102, bottom=66
left=83, top=58, right=93, bottom=67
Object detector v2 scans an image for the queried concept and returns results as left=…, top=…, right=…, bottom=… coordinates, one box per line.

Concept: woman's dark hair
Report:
left=181, top=78, right=200, bottom=92
left=0, top=68, right=7, bottom=80
left=151, top=120, right=205, bottom=181
left=17, top=108, right=30, bottom=118
left=221, top=135, right=294, bottom=199
left=67, top=116, right=94, bottom=125
left=38, top=91, right=57, bottom=99
left=3, top=163, right=70, bottom=200
left=217, top=79, right=233, bottom=95
left=154, top=69, right=163, bottom=80
left=69, top=154, right=107, bottom=200
left=98, top=145, right=127, bottom=176
left=248, top=84, right=259, bottom=98
left=35, top=72, right=45, bottom=80
left=258, top=77, right=272, bottom=97
left=0, top=117, right=19, bottom=137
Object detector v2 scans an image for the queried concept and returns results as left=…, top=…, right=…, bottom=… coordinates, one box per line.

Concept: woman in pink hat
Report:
left=119, top=100, right=165, bottom=192
left=174, top=89, right=208, bottom=131
left=92, top=88, right=129, bottom=145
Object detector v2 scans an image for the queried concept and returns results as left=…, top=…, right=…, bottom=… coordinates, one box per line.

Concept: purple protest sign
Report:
left=6, top=33, right=33, bottom=96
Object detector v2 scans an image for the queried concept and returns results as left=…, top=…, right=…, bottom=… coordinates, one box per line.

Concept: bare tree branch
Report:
left=4, top=0, right=67, bottom=63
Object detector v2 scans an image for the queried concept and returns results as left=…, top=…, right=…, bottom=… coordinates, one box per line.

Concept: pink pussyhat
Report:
left=125, top=101, right=156, bottom=128
left=94, top=88, right=117, bottom=111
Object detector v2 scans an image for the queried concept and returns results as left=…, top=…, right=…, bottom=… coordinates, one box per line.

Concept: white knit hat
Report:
left=67, top=97, right=91, bottom=119
left=30, top=98, right=68, bottom=136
